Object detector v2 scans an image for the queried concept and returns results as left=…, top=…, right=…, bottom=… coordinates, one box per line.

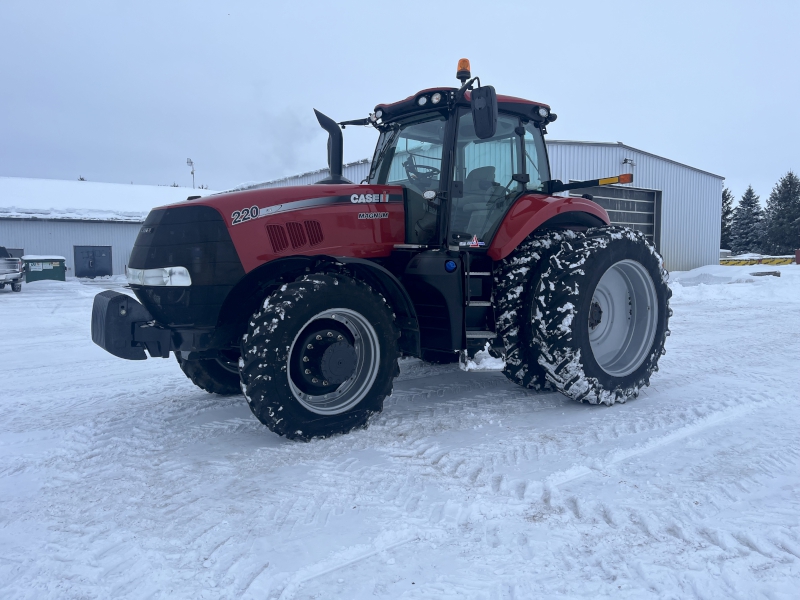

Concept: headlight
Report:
left=431, top=92, right=442, bottom=104
left=538, top=107, right=549, bottom=118
left=417, top=96, right=428, bottom=106
left=126, top=266, right=192, bottom=286
left=375, top=109, right=383, bottom=119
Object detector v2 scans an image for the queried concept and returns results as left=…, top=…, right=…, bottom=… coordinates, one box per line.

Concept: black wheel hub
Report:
left=589, top=300, right=603, bottom=329
left=291, top=320, right=356, bottom=393
left=320, top=341, right=357, bottom=384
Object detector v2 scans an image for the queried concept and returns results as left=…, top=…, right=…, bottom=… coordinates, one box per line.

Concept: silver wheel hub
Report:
left=589, top=259, right=658, bottom=377
left=287, top=309, right=380, bottom=415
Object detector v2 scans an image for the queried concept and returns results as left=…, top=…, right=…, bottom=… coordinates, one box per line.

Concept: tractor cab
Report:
left=365, top=67, right=554, bottom=251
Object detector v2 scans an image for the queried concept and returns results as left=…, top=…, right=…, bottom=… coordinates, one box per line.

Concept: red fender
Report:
left=487, top=194, right=610, bottom=261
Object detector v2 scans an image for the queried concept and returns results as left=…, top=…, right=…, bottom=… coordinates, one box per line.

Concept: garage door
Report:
left=74, top=246, right=112, bottom=278
left=570, top=186, right=658, bottom=248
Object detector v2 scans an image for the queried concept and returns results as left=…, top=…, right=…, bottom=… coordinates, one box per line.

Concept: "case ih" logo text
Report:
left=350, top=193, right=389, bottom=204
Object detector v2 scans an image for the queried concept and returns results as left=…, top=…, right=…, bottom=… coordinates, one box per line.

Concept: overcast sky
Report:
left=1, top=0, right=797, bottom=202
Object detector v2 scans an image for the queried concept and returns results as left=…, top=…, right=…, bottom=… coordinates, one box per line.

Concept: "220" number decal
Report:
left=231, top=205, right=260, bottom=225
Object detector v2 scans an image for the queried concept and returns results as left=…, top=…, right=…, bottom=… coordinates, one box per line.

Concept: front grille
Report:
left=129, top=205, right=243, bottom=286
left=128, top=205, right=244, bottom=327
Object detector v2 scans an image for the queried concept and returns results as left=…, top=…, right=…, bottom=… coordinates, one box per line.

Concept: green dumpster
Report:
left=23, top=255, right=67, bottom=282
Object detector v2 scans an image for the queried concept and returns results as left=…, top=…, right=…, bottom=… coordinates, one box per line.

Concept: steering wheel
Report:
left=403, top=156, right=441, bottom=182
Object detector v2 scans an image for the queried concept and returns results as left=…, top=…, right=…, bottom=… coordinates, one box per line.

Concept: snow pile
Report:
left=669, top=263, right=794, bottom=288
left=460, top=343, right=505, bottom=371
left=726, top=252, right=795, bottom=259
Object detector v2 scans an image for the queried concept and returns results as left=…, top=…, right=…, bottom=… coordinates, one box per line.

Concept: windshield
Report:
left=368, top=115, right=446, bottom=187
left=368, top=115, right=447, bottom=245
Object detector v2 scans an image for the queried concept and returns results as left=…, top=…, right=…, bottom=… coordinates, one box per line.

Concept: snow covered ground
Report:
left=1, top=265, right=798, bottom=599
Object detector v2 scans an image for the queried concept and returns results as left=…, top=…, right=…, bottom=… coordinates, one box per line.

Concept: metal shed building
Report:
left=0, top=177, right=215, bottom=278
left=249, top=142, right=724, bottom=272
left=0, top=210, right=144, bottom=277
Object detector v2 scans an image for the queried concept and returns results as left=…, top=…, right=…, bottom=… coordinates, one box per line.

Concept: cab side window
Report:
left=450, top=112, right=523, bottom=243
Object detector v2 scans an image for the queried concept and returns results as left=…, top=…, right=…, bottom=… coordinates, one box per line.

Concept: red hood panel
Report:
left=156, top=184, right=407, bottom=273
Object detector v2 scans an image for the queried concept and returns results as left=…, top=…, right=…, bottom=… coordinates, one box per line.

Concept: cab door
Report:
left=447, top=110, right=549, bottom=345
left=371, top=115, right=448, bottom=245
left=448, top=110, right=550, bottom=248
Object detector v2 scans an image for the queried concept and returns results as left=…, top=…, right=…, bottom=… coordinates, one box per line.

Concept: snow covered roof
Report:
left=0, top=176, right=217, bottom=216
left=0, top=206, right=148, bottom=223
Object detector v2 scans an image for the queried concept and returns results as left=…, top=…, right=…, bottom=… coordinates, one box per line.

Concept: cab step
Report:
left=465, top=331, right=497, bottom=339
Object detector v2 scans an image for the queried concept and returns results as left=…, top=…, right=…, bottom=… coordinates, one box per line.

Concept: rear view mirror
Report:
left=471, top=86, right=497, bottom=139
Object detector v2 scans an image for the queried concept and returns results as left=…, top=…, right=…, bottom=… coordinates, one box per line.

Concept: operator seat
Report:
left=452, top=166, right=500, bottom=235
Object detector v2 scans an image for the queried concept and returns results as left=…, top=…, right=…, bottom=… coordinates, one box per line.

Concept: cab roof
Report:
left=375, top=87, right=551, bottom=123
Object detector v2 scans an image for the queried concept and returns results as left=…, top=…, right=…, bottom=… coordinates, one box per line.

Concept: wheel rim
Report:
left=588, top=259, right=658, bottom=377
left=287, top=308, right=381, bottom=415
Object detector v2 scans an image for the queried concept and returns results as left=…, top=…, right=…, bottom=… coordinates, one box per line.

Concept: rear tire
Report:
left=11, top=282, right=22, bottom=292
left=494, top=229, right=577, bottom=391
left=240, top=273, right=400, bottom=441
left=176, top=355, right=242, bottom=396
left=530, top=226, right=671, bottom=404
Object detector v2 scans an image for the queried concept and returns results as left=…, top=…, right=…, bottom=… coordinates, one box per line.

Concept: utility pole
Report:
left=187, top=158, right=195, bottom=189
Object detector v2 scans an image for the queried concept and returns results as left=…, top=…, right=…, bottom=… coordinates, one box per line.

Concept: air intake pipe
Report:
left=313, top=109, right=352, bottom=185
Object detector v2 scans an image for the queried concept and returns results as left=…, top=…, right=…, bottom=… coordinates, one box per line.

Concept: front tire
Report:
left=240, top=273, right=400, bottom=441
left=531, top=226, right=671, bottom=404
left=176, top=355, right=242, bottom=396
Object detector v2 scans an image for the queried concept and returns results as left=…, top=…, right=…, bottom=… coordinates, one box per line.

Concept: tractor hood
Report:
left=149, top=183, right=407, bottom=274
left=158, top=183, right=405, bottom=230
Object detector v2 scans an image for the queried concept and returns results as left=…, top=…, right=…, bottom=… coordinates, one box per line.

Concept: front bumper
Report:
left=91, top=290, right=224, bottom=360
left=91, top=291, right=172, bottom=360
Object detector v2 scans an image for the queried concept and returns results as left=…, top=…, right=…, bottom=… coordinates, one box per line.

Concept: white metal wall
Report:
left=0, top=219, right=143, bottom=276
left=546, top=142, right=723, bottom=271
left=257, top=159, right=372, bottom=188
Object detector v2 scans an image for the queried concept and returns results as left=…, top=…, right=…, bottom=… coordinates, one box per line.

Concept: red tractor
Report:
left=92, top=60, right=670, bottom=440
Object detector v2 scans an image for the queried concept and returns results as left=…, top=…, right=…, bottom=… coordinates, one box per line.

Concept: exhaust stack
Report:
left=313, top=110, right=352, bottom=185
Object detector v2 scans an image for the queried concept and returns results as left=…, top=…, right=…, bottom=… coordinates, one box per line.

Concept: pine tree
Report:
left=720, top=187, right=734, bottom=249
left=764, top=170, right=800, bottom=255
left=730, top=186, right=764, bottom=255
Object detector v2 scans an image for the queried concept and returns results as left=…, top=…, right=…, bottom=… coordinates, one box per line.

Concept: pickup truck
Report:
left=0, top=247, right=24, bottom=292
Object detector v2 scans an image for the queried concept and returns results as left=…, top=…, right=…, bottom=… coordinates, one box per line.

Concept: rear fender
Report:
left=488, top=194, right=609, bottom=261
